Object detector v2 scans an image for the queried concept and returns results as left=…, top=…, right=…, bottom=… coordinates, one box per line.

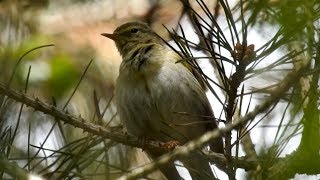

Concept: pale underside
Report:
left=115, top=44, right=214, bottom=144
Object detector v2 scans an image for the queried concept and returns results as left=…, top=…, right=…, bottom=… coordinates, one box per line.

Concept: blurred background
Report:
left=1, top=0, right=320, bottom=179
left=0, top=1, right=221, bottom=179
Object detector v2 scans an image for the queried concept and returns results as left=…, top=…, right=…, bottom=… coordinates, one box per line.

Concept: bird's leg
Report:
left=137, top=136, right=149, bottom=151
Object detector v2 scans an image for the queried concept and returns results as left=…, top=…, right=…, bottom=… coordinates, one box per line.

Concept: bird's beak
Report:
left=101, top=33, right=118, bottom=41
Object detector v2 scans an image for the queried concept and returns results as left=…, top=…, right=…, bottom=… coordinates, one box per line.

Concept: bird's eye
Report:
left=131, top=28, right=139, bottom=33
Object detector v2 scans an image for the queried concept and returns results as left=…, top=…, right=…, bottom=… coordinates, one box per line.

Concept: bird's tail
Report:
left=180, top=150, right=217, bottom=180
left=146, top=150, right=182, bottom=180
left=147, top=150, right=216, bottom=180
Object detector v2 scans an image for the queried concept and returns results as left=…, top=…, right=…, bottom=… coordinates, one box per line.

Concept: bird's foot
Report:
left=160, top=141, right=181, bottom=150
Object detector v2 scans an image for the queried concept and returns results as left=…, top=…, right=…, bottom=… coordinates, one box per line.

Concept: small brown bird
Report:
left=102, top=22, right=224, bottom=180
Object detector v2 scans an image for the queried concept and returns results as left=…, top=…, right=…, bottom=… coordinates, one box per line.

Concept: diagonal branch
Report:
left=0, top=81, right=159, bottom=151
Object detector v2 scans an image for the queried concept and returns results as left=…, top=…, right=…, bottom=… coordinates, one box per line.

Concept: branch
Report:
left=0, top=82, right=162, bottom=152
left=206, top=151, right=258, bottom=171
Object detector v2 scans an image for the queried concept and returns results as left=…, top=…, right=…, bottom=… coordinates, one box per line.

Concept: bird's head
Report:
left=101, top=22, right=161, bottom=56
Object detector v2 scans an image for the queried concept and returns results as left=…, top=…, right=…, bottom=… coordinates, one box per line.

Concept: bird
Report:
left=101, top=21, right=224, bottom=180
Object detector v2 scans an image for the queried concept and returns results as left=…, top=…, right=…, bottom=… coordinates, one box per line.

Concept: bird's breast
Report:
left=116, top=56, right=211, bottom=142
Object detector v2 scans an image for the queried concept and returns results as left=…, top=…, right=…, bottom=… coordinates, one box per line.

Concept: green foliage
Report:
left=47, top=54, right=79, bottom=98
